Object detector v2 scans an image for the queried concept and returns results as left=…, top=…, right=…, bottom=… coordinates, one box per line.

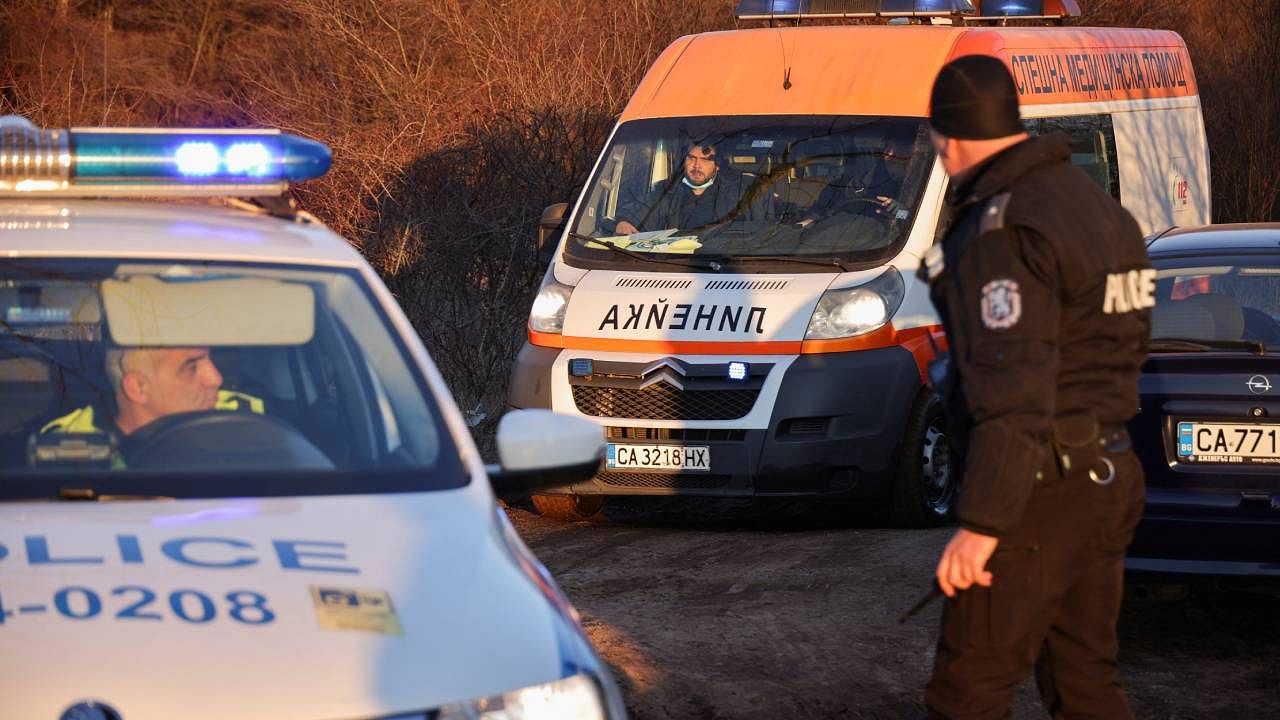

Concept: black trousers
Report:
left=925, top=448, right=1146, bottom=719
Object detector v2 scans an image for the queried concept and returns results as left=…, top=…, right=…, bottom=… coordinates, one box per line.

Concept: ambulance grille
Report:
left=607, top=426, right=748, bottom=442
left=614, top=277, right=693, bottom=290
left=573, top=382, right=759, bottom=420
left=703, top=279, right=790, bottom=291
left=596, top=471, right=731, bottom=489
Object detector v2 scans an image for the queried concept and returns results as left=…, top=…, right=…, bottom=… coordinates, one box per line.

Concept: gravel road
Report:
left=509, top=498, right=1280, bottom=719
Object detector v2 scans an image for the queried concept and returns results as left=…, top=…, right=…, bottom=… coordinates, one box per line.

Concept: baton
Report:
left=897, top=582, right=944, bottom=624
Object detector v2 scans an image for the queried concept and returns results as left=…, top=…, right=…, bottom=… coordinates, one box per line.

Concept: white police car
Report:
left=0, top=116, right=625, bottom=720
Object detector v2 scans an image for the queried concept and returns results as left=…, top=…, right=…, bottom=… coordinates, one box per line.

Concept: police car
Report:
left=0, top=116, right=625, bottom=720
left=1128, top=224, right=1280, bottom=575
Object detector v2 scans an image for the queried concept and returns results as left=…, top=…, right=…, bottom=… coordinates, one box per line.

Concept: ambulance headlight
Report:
left=530, top=280, right=574, bottom=334
left=434, top=673, right=607, bottom=720
left=805, top=267, right=905, bottom=340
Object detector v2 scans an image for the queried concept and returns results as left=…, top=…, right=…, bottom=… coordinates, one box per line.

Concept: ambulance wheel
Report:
left=531, top=493, right=605, bottom=521
left=891, top=391, right=956, bottom=527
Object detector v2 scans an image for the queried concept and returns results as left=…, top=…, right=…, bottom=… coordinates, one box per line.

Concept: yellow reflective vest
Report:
left=39, top=390, right=266, bottom=468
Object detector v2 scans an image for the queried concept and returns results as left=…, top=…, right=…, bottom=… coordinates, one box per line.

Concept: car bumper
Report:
left=1126, top=488, right=1280, bottom=575
left=509, top=343, right=922, bottom=498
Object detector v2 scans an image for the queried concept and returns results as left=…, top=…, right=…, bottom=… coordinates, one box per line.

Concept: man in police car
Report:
left=919, top=55, right=1152, bottom=719
left=614, top=142, right=755, bottom=234
left=39, top=347, right=263, bottom=466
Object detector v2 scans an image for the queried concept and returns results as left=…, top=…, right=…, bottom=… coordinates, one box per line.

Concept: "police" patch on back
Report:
left=1103, top=269, right=1157, bottom=314
left=980, top=279, right=1021, bottom=330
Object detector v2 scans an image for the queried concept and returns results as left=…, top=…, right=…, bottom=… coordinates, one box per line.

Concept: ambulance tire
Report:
left=891, top=391, right=956, bottom=528
left=531, top=493, right=606, bottom=521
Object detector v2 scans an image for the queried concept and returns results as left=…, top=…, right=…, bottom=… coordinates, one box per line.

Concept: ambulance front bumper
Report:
left=508, top=342, right=922, bottom=498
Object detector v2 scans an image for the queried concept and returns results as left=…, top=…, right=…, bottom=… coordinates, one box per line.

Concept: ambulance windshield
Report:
left=566, top=115, right=935, bottom=272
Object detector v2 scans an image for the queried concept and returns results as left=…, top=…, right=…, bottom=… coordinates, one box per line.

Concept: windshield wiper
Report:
left=568, top=232, right=720, bottom=272
left=705, top=254, right=850, bottom=272
left=1149, top=337, right=1267, bottom=355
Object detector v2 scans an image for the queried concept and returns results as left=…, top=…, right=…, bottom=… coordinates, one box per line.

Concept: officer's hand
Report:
left=616, top=220, right=639, bottom=235
left=935, top=528, right=999, bottom=598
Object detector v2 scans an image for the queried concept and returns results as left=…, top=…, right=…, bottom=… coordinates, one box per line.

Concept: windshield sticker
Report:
left=750, top=140, right=774, bottom=148
left=311, top=586, right=402, bottom=636
left=599, top=302, right=767, bottom=334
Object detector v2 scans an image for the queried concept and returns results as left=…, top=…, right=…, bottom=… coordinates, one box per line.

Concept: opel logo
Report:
left=1247, top=375, right=1272, bottom=394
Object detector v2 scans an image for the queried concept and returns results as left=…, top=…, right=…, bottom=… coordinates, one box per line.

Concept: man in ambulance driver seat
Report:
left=38, top=347, right=263, bottom=468
left=919, top=55, right=1152, bottom=719
left=614, top=143, right=751, bottom=234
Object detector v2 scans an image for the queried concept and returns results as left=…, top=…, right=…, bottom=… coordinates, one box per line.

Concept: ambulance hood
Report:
left=0, top=492, right=590, bottom=720
left=561, top=269, right=850, bottom=344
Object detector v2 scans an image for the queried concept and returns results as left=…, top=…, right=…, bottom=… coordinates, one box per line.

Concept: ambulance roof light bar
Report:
left=967, top=1, right=1081, bottom=21
left=735, top=0, right=976, bottom=21
left=0, top=115, right=331, bottom=198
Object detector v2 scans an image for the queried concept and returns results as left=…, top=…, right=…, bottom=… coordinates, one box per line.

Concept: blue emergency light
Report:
left=0, top=115, right=331, bottom=197
left=735, top=0, right=975, bottom=19
left=968, top=0, right=1079, bottom=18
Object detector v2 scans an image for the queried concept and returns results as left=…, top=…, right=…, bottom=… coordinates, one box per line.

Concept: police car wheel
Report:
left=531, top=493, right=605, bottom=521
left=890, top=391, right=956, bottom=527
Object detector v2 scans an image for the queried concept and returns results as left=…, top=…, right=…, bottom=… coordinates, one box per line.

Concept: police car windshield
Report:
left=1150, top=256, right=1280, bottom=351
left=0, top=259, right=466, bottom=496
left=566, top=115, right=935, bottom=273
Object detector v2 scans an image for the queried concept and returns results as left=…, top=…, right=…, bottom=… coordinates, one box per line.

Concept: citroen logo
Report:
left=1247, top=375, right=1272, bottom=394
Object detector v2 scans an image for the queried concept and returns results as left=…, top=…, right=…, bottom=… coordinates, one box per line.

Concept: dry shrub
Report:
left=2, top=0, right=1275, bottom=455
left=1078, top=0, right=1280, bottom=223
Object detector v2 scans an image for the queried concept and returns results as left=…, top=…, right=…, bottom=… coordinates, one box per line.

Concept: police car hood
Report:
left=0, top=492, right=586, bottom=720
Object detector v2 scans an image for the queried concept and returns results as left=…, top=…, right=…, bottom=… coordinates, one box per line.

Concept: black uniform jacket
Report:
left=925, top=133, right=1152, bottom=538
left=620, top=169, right=761, bottom=232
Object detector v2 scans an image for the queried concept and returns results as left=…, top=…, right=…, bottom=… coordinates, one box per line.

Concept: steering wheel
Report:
left=124, top=410, right=334, bottom=471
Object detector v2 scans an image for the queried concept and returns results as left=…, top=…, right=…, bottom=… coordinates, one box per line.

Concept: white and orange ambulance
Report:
left=509, top=0, right=1211, bottom=524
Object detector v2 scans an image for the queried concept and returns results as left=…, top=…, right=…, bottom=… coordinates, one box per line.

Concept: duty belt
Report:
left=1050, top=423, right=1130, bottom=487
left=1097, top=423, right=1131, bottom=454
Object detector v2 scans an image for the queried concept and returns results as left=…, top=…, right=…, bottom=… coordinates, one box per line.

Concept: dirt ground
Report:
left=508, top=497, right=1280, bottom=719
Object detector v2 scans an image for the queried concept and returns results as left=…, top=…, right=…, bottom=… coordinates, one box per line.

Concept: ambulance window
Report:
left=1025, top=114, right=1120, bottom=201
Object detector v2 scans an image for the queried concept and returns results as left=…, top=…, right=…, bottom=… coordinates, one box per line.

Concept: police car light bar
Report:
left=735, top=0, right=976, bottom=20
left=968, top=0, right=1080, bottom=20
left=0, top=115, right=331, bottom=197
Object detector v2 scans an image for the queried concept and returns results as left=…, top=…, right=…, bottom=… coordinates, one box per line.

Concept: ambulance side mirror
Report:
left=536, top=202, right=568, bottom=267
left=488, top=409, right=603, bottom=500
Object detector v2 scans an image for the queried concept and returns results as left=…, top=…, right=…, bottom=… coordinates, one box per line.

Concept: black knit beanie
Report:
left=929, top=55, right=1026, bottom=140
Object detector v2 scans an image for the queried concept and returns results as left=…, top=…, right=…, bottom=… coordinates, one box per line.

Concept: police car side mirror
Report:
left=536, top=202, right=568, bottom=267
left=488, top=409, right=603, bottom=500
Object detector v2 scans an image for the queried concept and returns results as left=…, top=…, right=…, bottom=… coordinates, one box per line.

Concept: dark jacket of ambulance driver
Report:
left=920, top=54, right=1153, bottom=720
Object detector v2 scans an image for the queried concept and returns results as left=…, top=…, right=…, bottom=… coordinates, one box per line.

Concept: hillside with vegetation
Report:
left=3, top=0, right=1276, bottom=440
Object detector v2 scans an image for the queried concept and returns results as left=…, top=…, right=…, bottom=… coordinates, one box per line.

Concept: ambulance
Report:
left=509, top=0, right=1211, bottom=523
left=0, top=116, right=624, bottom=719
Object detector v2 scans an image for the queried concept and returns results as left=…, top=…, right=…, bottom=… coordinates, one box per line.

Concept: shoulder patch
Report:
left=980, top=278, right=1022, bottom=330
left=978, top=192, right=1012, bottom=235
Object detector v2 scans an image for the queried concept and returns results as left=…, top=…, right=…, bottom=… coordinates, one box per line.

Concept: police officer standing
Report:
left=920, top=56, right=1153, bottom=719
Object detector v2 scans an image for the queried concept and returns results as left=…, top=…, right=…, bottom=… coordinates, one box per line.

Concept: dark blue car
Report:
left=1127, top=224, right=1280, bottom=575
